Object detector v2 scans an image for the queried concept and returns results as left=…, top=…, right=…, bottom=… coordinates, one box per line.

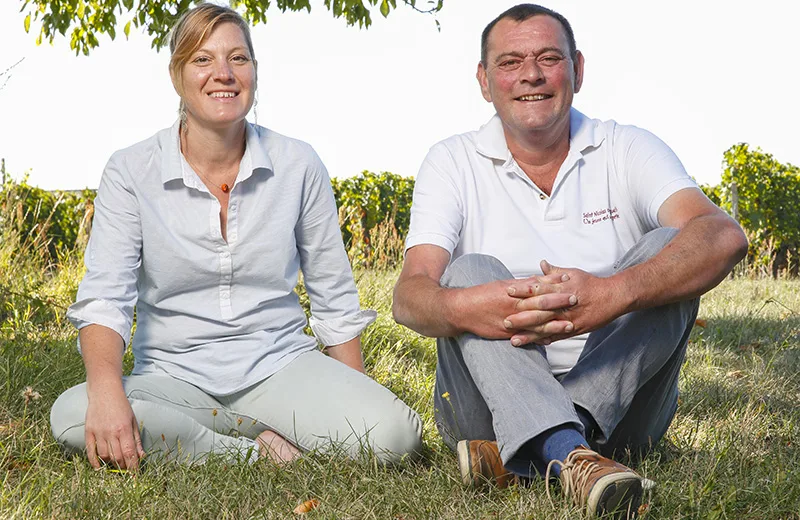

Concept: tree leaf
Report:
left=24, top=13, right=31, bottom=32
left=17, top=0, right=446, bottom=53
left=124, top=20, right=131, bottom=38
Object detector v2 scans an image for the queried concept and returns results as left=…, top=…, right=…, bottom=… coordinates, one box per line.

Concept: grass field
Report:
left=1, top=229, right=799, bottom=518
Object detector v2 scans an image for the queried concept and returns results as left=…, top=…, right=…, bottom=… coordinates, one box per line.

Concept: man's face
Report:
left=477, top=15, right=584, bottom=140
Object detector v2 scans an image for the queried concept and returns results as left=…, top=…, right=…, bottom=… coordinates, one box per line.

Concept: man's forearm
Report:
left=613, top=214, right=747, bottom=314
left=392, top=274, right=464, bottom=338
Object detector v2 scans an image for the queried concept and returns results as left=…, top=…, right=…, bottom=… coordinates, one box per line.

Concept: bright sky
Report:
left=1, top=0, right=798, bottom=190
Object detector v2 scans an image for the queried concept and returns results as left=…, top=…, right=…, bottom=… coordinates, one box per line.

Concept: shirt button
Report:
left=539, top=193, right=546, bottom=200
left=221, top=291, right=230, bottom=299
left=221, top=251, right=230, bottom=259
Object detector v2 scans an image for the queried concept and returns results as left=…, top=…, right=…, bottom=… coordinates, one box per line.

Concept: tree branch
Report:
left=0, top=58, right=25, bottom=92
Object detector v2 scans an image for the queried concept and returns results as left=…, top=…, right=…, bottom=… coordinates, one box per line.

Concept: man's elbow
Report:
left=391, top=300, right=405, bottom=327
left=722, top=220, right=749, bottom=266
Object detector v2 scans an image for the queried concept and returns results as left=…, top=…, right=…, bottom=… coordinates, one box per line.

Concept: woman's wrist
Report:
left=324, top=338, right=365, bottom=373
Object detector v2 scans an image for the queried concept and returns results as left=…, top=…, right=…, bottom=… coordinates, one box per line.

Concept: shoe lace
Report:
left=544, top=448, right=603, bottom=509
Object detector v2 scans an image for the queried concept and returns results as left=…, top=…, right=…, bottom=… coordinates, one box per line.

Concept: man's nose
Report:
left=519, top=56, right=544, bottom=83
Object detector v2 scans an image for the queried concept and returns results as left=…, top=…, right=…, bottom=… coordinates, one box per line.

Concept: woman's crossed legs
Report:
left=51, top=350, right=422, bottom=466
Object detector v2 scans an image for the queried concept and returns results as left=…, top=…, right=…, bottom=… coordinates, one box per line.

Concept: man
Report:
left=392, top=4, right=747, bottom=518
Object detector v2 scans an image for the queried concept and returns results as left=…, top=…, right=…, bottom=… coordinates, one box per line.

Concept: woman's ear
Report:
left=169, top=65, right=182, bottom=98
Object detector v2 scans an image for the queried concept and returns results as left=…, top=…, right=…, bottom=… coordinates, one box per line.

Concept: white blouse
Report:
left=68, top=121, right=375, bottom=395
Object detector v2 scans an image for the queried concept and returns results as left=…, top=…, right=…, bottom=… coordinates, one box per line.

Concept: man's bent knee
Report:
left=614, top=228, right=679, bottom=272
left=440, top=253, right=512, bottom=289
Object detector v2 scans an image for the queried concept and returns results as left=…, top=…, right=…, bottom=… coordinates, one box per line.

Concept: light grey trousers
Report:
left=51, top=349, right=423, bottom=464
left=433, top=228, right=699, bottom=470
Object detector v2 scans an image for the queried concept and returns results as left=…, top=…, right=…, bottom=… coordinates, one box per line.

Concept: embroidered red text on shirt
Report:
left=583, top=206, right=620, bottom=225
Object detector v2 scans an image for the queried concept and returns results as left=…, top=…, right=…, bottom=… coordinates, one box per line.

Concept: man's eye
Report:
left=540, top=56, right=563, bottom=65
left=498, top=59, right=523, bottom=71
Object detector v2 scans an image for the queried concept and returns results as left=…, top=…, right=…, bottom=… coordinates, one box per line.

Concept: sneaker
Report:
left=546, top=446, right=653, bottom=519
left=456, top=440, right=517, bottom=488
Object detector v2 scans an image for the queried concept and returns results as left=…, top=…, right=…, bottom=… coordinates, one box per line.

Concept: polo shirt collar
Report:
left=475, top=107, right=607, bottom=164
left=475, top=114, right=510, bottom=161
left=569, top=108, right=606, bottom=153
left=160, top=120, right=274, bottom=187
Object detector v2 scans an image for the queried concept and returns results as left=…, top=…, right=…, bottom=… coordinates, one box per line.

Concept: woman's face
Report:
left=178, top=22, right=256, bottom=130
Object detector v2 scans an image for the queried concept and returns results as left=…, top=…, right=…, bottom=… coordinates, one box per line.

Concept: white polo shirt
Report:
left=406, top=108, right=698, bottom=374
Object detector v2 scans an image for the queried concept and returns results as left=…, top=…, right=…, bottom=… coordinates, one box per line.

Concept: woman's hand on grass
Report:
left=84, top=386, right=145, bottom=472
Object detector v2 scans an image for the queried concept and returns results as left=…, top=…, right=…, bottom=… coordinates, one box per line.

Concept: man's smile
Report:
left=516, top=94, right=553, bottom=101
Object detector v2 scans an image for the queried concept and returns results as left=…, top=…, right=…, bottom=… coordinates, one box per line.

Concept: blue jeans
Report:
left=433, top=228, right=698, bottom=472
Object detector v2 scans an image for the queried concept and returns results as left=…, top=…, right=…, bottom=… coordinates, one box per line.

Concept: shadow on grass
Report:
left=691, top=313, right=800, bottom=375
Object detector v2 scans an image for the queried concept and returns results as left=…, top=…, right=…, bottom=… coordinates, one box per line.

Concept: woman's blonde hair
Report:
left=168, top=3, right=256, bottom=101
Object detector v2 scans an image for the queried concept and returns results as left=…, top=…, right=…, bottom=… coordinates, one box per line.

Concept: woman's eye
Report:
left=231, top=55, right=249, bottom=63
left=193, top=56, right=211, bottom=64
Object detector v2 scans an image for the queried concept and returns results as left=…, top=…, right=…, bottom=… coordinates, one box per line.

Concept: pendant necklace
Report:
left=185, top=157, right=237, bottom=194
left=180, top=126, right=242, bottom=194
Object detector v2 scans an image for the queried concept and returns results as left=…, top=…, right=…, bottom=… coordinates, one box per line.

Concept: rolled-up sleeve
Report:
left=295, top=147, right=376, bottom=346
left=66, top=153, right=142, bottom=350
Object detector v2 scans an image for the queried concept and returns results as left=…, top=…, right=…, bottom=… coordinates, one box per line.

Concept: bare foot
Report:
left=256, top=430, right=301, bottom=464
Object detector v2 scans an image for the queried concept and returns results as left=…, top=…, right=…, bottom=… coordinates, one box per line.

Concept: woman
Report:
left=50, top=3, right=421, bottom=470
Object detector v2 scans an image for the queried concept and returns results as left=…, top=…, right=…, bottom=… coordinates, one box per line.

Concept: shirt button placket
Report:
left=228, top=197, right=238, bottom=244
left=219, top=249, right=233, bottom=319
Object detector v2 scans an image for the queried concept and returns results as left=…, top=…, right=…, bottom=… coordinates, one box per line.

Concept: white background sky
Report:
left=1, top=0, right=798, bottom=190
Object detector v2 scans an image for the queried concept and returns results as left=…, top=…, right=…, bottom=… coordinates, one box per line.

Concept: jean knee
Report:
left=441, top=254, right=512, bottom=289
left=645, top=227, right=679, bottom=249
left=615, top=228, right=680, bottom=271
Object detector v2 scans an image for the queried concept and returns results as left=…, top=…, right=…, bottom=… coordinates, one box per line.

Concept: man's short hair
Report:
left=481, top=4, right=577, bottom=67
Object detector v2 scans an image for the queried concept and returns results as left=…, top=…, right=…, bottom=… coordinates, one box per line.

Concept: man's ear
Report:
left=476, top=62, right=492, bottom=102
left=573, top=50, right=585, bottom=93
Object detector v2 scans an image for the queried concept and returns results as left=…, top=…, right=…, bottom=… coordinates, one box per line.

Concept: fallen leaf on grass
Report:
left=638, top=503, right=650, bottom=516
left=694, top=319, right=707, bottom=328
left=293, top=499, right=320, bottom=515
left=3, top=458, right=31, bottom=471
left=726, top=370, right=745, bottom=379
left=739, top=341, right=762, bottom=351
